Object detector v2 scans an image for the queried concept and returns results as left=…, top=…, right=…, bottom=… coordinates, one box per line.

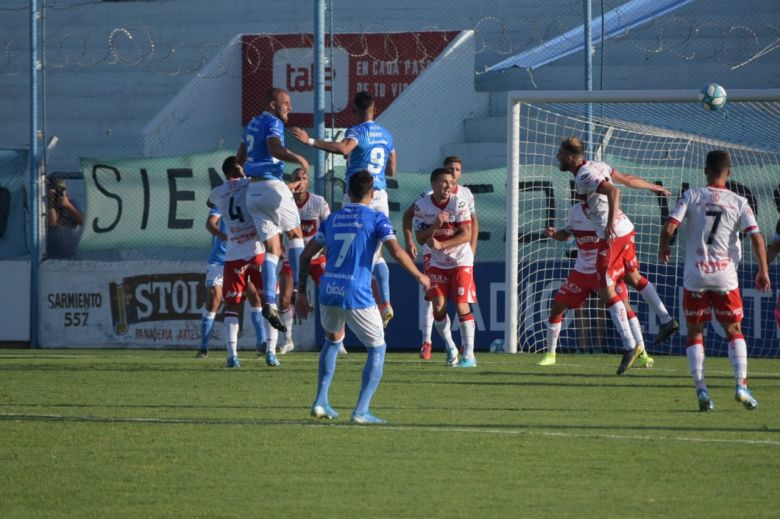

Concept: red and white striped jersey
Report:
left=574, top=160, right=634, bottom=239
left=564, top=203, right=599, bottom=274
left=413, top=192, right=473, bottom=269
left=208, top=178, right=263, bottom=261
left=668, top=185, right=759, bottom=291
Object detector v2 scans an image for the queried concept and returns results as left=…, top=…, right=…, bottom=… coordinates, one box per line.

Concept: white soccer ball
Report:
left=489, top=338, right=504, bottom=353
left=699, top=83, right=727, bottom=112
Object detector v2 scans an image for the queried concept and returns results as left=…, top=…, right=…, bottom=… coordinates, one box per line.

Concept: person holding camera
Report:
left=46, top=178, right=84, bottom=259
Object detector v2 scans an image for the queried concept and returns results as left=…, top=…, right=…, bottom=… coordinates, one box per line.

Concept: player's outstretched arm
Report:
left=749, top=233, right=771, bottom=291
left=294, top=239, right=325, bottom=320
left=402, top=203, right=417, bottom=259
left=384, top=239, right=430, bottom=290
left=611, top=169, right=671, bottom=196
left=658, top=221, right=678, bottom=264
left=290, top=127, right=357, bottom=156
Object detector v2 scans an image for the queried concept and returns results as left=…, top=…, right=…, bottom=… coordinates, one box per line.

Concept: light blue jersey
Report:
left=206, top=207, right=227, bottom=265
left=242, top=112, right=285, bottom=180
left=344, top=121, right=394, bottom=191
left=315, top=203, right=396, bottom=309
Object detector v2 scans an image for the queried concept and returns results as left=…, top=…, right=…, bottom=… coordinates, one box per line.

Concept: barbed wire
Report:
left=1, top=14, right=779, bottom=78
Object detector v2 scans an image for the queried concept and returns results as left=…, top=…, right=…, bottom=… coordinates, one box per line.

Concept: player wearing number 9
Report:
left=659, top=150, right=770, bottom=412
left=291, top=91, right=397, bottom=328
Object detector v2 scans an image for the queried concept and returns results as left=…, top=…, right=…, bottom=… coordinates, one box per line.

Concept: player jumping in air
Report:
left=291, top=91, right=397, bottom=328
left=295, top=170, right=429, bottom=424
left=557, top=136, right=678, bottom=374
left=660, top=150, right=770, bottom=411
left=208, top=157, right=272, bottom=368
left=539, top=202, right=654, bottom=367
left=237, top=88, right=309, bottom=333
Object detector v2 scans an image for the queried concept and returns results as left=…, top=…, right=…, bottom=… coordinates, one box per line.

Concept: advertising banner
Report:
left=39, top=260, right=315, bottom=349
left=241, top=31, right=459, bottom=127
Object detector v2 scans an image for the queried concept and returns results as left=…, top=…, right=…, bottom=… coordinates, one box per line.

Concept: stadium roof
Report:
left=486, top=0, right=693, bottom=72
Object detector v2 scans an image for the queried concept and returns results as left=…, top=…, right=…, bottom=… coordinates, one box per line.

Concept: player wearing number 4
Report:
left=237, top=88, right=309, bottom=335
left=207, top=157, right=271, bottom=368
left=660, top=150, right=771, bottom=412
left=291, top=91, right=397, bottom=328
left=295, top=171, right=429, bottom=424
left=557, top=137, right=679, bottom=374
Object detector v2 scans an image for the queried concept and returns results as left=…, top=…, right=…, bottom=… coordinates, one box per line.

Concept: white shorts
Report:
left=205, top=262, right=224, bottom=288
left=342, top=189, right=388, bottom=216
left=247, top=179, right=301, bottom=242
left=320, top=304, right=385, bottom=348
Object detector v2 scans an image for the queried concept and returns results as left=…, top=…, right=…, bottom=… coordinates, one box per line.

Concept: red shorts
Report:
left=280, top=256, right=326, bottom=285
left=683, top=288, right=743, bottom=324
left=596, top=232, right=639, bottom=288
left=223, top=254, right=265, bottom=305
left=426, top=266, right=474, bottom=304
left=555, top=270, right=629, bottom=309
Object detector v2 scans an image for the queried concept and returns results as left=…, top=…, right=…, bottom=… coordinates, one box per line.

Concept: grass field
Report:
left=1, top=349, right=779, bottom=518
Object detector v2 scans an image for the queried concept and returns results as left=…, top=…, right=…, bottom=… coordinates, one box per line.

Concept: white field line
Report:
left=2, top=411, right=779, bottom=447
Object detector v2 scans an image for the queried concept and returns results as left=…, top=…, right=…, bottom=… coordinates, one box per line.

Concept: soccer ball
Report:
left=489, top=338, right=504, bottom=353
left=699, top=83, right=727, bottom=112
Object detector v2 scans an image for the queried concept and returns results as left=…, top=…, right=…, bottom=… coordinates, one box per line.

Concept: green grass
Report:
left=1, top=349, right=779, bottom=518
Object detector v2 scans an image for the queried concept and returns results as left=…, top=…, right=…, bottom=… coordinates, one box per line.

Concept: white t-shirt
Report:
left=208, top=178, right=264, bottom=261
left=413, top=192, right=473, bottom=269
left=668, top=185, right=759, bottom=292
left=574, top=160, right=634, bottom=239
left=564, top=203, right=599, bottom=274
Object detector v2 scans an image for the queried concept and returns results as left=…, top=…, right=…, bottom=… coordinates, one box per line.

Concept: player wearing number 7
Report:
left=295, top=171, right=429, bottom=425
left=659, top=150, right=771, bottom=412
left=291, top=91, right=397, bottom=328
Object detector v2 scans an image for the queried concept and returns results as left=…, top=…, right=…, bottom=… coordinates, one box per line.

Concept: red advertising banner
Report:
left=241, top=31, right=459, bottom=127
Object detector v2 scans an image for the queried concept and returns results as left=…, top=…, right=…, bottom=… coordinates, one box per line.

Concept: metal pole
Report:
left=30, top=0, right=42, bottom=348
left=313, top=0, right=326, bottom=196
left=584, top=0, right=593, bottom=159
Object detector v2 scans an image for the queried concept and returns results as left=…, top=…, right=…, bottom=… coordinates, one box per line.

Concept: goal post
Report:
left=504, top=89, right=780, bottom=356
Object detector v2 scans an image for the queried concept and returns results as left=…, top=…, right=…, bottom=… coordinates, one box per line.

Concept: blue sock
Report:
left=314, top=339, right=342, bottom=407
left=288, top=238, right=304, bottom=289
left=200, top=312, right=216, bottom=350
left=373, top=259, right=391, bottom=305
left=355, top=344, right=386, bottom=415
left=262, top=254, right=279, bottom=304
left=250, top=307, right=267, bottom=348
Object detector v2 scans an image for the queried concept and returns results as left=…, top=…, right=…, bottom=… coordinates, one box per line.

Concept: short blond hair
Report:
left=560, top=136, right=585, bottom=157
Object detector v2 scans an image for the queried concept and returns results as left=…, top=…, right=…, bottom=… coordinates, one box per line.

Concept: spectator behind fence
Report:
left=46, top=178, right=84, bottom=259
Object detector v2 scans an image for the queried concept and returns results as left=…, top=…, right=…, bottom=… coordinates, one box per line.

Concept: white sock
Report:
left=728, top=336, right=748, bottom=386
left=686, top=343, right=706, bottom=391
left=628, top=314, right=645, bottom=347
left=281, top=307, right=294, bottom=342
left=225, top=315, right=239, bottom=359
left=265, top=319, right=278, bottom=354
left=422, top=301, right=433, bottom=343
left=639, top=282, right=672, bottom=324
left=607, top=300, right=636, bottom=350
left=546, top=320, right=562, bottom=354
left=458, top=315, right=476, bottom=359
left=434, top=315, right=457, bottom=353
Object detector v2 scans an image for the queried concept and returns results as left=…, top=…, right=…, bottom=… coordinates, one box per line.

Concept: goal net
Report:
left=504, top=90, right=780, bottom=357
